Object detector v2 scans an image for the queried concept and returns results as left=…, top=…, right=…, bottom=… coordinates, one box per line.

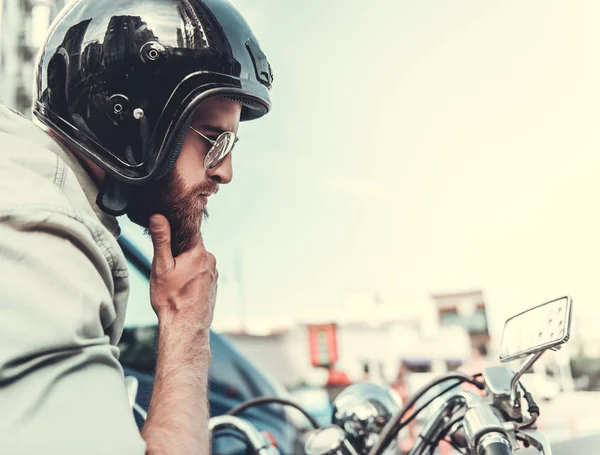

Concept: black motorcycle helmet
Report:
left=33, top=0, right=273, bottom=215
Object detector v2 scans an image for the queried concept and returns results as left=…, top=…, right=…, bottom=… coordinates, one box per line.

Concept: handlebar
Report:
left=478, top=433, right=513, bottom=455
left=408, top=392, right=516, bottom=455
left=209, top=415, right=279, bottom=455
left=463, top=404, right=508, bottom=446
left=212, top=371, right=551, bottom=455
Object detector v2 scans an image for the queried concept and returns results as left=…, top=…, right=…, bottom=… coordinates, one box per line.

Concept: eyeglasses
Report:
left=188, top=125, right=239, bottom=170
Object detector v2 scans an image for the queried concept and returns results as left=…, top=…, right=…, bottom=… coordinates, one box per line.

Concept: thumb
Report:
left=149, top=214, right=174, bottom=271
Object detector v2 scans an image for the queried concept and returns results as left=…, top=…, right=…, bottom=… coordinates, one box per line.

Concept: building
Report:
left=225, top=315, right=472, bottom=390
left=0, top=0, right=66, bottom=114
left=430, top=289, right=491, bottom=351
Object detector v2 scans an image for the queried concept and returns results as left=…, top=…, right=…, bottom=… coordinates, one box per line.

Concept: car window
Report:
left=209, top=334, right=269, bottom=401
left=124, top=257, right=158, bottom=328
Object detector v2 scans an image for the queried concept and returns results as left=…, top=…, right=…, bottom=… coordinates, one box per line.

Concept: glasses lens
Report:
left=204, top=132, right=237, bottom=169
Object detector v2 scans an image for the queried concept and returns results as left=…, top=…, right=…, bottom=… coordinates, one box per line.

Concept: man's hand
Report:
left=148, top=214, right=218, bottom=330
left=141, top=214, right=216, bottom=455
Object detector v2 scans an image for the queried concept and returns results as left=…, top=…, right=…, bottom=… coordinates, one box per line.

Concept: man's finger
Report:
left=149, top=214, right=174, bottom=271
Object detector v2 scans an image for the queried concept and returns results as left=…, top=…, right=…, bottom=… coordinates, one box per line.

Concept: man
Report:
left=0, top=0, right=273, bottom=453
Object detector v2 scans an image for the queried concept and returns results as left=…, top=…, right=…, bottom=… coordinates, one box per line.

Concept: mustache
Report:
left=190, top=180, right=219, bottom=199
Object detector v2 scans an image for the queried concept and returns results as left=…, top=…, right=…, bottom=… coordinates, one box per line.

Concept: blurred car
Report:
left=116, top=226, right=302, bottom=455
left=289, top=387, right=332, bottom=428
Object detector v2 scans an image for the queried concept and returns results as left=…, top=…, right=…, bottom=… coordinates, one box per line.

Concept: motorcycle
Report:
left=131, top=295, right=573, bottom=455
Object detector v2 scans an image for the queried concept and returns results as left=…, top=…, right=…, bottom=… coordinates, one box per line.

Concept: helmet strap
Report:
left=96, top=175, right=131, bottom=216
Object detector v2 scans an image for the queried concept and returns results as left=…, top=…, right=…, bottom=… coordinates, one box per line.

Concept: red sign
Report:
left=308, top=323, right=339, bottom=367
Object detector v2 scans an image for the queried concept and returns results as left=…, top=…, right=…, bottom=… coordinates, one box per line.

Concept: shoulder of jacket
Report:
left=0, top=132, right=73, bottom=208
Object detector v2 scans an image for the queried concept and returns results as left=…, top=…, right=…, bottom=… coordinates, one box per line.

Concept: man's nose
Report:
left=207, top=152, right=233, bottom=184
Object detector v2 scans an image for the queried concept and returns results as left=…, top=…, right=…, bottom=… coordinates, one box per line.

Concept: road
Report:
left=536, top=391, right=600, bottom=443
left=517, top=434, right=600, bottom=454
left=551, top=434, right=600, bottom=454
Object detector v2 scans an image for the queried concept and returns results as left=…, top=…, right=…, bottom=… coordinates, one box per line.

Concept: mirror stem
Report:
left=510, top=351, right=544, bottom=408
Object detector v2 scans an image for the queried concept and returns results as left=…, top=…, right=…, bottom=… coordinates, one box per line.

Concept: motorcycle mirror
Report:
left=499, top=296, right=572, bottom=363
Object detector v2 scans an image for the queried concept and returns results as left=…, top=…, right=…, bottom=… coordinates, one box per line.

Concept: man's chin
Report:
left=124, top=185, right=210, bottom=255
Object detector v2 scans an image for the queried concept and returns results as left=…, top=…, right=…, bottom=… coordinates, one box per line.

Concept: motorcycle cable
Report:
left=439, top=414, right=465, bottom=439
left=398, top=380, right=464, bottom=429
left=441, top=438, right=467, bottom=455
left=515, top=433, right=532, bottom=448
left=367, top=372, right=484, bottom=455
left=407, top=392, right=468, bottom=455
left=226, top=397, right=320, bottom=429
left=515, top=381, right=540, bottom=430
left=437, top=413, right=467, bottom=454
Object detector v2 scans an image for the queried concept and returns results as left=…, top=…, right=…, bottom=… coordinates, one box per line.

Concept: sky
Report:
left=121, top=0, right=600, bottom=343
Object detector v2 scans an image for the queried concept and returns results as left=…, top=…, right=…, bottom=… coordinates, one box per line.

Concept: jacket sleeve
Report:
left=0, top=208, right=146, bottom=454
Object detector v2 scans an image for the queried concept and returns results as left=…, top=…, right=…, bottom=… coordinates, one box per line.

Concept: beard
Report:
left=127, top=170, right=218, bottom=256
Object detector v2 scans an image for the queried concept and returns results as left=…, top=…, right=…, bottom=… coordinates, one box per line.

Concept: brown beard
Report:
left=127, top=170, right=218, bottom=256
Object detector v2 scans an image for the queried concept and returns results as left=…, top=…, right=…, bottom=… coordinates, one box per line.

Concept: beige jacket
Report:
left=0, top=105, right=146, bottom=454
